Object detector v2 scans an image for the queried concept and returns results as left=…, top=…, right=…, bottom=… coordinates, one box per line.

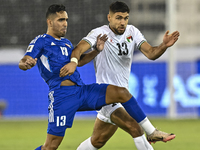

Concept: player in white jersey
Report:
left=79, top=23, right=155, bottom=150
left=63, top=1, right=179, bottom=150
left=88, top=24, right=144, bottom=89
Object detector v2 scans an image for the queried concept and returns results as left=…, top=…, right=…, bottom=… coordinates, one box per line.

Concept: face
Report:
left=108, top=12, right=129, bottom=35
left=47, top=11, right=68, bottom=39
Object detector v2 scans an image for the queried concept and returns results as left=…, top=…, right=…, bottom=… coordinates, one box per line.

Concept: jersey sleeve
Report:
left=132, top=26, right=147, bottom=50
left=25, top=36, right=45, bottom=58
left=82, top=29, right=101, bottom=48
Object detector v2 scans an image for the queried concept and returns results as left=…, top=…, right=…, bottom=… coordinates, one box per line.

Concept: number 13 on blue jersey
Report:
left=56, top=115, right=66, bottom=127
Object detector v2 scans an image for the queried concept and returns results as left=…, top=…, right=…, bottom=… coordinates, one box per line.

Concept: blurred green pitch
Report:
left=0, top=118, right=200, bottom=150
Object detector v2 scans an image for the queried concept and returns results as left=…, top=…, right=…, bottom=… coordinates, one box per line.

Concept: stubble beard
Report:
left=113, top=27, right=125, bottom=35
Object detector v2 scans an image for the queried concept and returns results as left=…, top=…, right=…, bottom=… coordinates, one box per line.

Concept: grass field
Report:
left=0, top=118, right=200, bottom=150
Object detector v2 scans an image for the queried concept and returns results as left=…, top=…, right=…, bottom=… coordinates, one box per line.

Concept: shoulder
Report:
left=126, top=25, right=140, bottom=33
left=30, top=34, right=46, bottom=44
left=87, top=25, right=110, bottom=36
left=25, top=34, right=47, bottom=55
left=29, top=34, right=46, bottom=46
left=62, top=38, right=72, bottom=44
left=62, top=38, right=74, bottom=49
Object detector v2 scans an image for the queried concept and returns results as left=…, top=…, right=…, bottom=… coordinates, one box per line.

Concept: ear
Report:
left=107, top=14, right=111, bottom=22
left=47, top=19, right=53, bottom=27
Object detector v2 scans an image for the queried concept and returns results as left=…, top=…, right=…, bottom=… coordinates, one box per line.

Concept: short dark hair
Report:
left=109, top=1, right=130, bottom=13
left=46, top=4, right=66, bottom=18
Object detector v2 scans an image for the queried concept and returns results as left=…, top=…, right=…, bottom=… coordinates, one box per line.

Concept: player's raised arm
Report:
left=59, top=39, right=91, bottom=77
left=19, top=55, right=37, bottom=71
left=59, top=34, right=107, bottom=77
left=140, top=30, right=180, bottom=60
left=78, top=34, right=108, bottom=66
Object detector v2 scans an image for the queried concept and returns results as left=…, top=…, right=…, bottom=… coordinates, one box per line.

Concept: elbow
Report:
left=149, top=57, right=157, bottom=61
left=144, top=52, right=157, bottom=61
left=77, top=60, right=85, bottom=67
left=146, top=53, right=159, bottom=60
left=77, top=64, right=84, bottom=67
left=147, top=55, right=157, bottom=61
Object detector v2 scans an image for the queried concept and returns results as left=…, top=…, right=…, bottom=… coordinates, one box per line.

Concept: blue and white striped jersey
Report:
left=25, top=34, right=84, bottom=91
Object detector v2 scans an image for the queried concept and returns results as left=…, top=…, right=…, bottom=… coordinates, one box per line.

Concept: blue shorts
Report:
left=47, top=83, right=108, bottom=137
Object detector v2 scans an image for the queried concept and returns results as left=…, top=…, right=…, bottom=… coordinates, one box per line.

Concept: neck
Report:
left=46, top=30, right=61, bottom=40
left=109, top=25, right=117, bottom=35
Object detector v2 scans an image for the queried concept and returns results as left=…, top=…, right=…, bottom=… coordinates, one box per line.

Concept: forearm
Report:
left=141, top=30, right=179, bottom=60
left=70, top=40, right=93, bottom=66
left=71, top=47, right=82, bottom=61
left=59, top=41, right=91, bottom=77
left=150, top=42, right=168, bottom=60
left=71, top=40, right=91, bottom=60
left=78, top=49, right=100, bottom=66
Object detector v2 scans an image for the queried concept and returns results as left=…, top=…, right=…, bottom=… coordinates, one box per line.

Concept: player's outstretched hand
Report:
left=96, top=34, right=108, bottom=52
left=163, top=30, right=180, bottom=47
left=59, top=62, right=77, bottom=77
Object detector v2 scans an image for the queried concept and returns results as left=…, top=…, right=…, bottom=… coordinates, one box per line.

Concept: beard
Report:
left=113, top=26, right=126, bottom=35
left=60, top=29, right=67, bottom=37
left=53, top=27, right=67, bottom=38
left=60, top=32, right=66, bottom=37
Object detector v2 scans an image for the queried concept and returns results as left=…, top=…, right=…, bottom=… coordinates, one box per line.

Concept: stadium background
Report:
left=0, top=0, right=200, bottom=119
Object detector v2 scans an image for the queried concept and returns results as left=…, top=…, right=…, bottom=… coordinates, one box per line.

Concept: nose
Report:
left=121, top=19, right=126, bottom=25
left=64, top=21, right=68, bottom=27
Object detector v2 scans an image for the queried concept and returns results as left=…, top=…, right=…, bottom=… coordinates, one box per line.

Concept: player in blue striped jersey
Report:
left=25, top=33, right=84, bottom=91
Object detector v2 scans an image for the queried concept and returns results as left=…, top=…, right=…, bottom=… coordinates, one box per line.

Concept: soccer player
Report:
left=19, top=4, right=160, bottom=150
left=71, top=1, right=179, bottom=150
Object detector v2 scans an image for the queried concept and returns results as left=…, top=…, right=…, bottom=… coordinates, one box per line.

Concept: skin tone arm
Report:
left=60, top=34, right=108, bottom=77
left=19, top=55, right=37, bottom=71
left=78, top=50, right=99, bottom=67
left=78, top=34, right=107, bottom=67
left=19, top=34, right=107, bottom=72
left=140, top=30, right=180, bottom=60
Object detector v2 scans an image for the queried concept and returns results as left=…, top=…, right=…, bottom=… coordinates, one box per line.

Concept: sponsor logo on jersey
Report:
left=65, top=44, right=71, bottom=48
left=112, top=103, right=117, bottom=107
left=126, top=35, right=133, bottom=43
left=51, top=42, right=56, bottom=46
left=26, top=45, right=34, bottom=52
left=110, top=38, right=114, bottom=43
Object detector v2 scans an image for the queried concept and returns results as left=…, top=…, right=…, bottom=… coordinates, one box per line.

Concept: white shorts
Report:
left=97, top=103, right=123, bottom=125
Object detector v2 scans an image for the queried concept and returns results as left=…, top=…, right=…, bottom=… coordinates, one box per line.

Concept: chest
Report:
left=105, top=35, right=135, bottom=59
left=43, top=42, right=73, bottom=63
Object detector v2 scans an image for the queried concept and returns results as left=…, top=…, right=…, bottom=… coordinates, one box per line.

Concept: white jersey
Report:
left=83, top=25, right=146, bottom=89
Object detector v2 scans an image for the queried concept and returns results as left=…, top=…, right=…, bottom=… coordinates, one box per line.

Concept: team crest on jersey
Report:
left=126, top=35, right=133, bottom=43
left=65, top=44, right=71, bottom=48
left=26, top=45, right=34, bottom=52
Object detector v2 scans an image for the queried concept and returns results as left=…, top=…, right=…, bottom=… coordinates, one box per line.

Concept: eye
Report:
left=58, top=18, right=67, bottom=22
